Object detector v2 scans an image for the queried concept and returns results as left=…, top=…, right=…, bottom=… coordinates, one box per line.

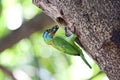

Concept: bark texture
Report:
left=33, top=0, right=120, bottom=80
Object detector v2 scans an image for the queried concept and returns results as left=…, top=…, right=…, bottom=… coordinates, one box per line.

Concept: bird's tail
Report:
left=80, top=51, right=92, bottom=69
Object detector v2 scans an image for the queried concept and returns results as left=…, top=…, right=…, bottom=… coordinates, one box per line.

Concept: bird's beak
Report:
left=51, top=25, right=59, bottom=34
left=48, top=25, right=59, bottom=37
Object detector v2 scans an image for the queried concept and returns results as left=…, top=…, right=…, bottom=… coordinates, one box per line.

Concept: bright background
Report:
left=0, top=0, right=108, bottom=80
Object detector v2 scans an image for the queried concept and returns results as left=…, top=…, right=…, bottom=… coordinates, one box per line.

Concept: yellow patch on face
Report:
left=49, top=33, right=55, bottom=37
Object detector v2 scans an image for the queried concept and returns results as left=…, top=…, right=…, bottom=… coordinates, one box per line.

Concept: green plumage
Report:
left=52, top=36, right=79, bottom=55
left=43, top=25, right=92, bottom=69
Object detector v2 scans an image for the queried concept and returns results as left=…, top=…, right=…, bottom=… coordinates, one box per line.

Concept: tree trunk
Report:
left=33, top=0, right=120, bottom=80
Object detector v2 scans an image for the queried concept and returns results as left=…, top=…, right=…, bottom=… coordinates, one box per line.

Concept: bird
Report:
left=43, top=25, right=91, bottom=69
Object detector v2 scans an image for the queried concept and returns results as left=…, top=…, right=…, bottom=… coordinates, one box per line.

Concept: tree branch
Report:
left=0, top=65, right=16, bottom=80
left=0, top=13, right=54, bottom=53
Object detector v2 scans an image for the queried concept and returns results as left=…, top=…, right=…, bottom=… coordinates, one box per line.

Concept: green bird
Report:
left=43, top=25, right=92, bottom=68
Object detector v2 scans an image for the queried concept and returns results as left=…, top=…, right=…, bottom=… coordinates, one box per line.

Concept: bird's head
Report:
left=43, top=25, right=59, bottom=42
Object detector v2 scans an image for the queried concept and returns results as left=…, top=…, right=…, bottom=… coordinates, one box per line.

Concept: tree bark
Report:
left=33, top=0, right=120, bottom=80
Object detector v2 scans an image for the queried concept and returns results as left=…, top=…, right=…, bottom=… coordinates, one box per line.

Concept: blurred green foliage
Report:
left=0, top=0, right=108, bottom=80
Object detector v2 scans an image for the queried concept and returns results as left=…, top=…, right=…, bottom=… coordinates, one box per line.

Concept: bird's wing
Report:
left=52, top=36, right=78, bottom=55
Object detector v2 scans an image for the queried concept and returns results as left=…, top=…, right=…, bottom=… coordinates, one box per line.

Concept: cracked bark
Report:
left=33, top=0, right=120, bottom=80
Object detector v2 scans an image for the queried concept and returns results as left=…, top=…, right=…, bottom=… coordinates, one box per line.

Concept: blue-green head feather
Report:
left=43, top=25, right=59, bottom=43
